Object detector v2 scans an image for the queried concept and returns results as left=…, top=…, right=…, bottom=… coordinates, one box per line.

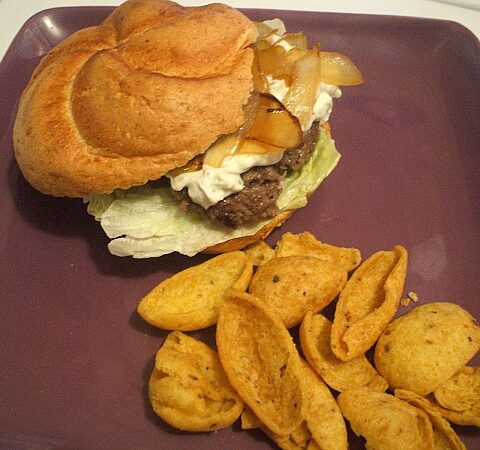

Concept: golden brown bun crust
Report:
left=13, top=0, right=257, bottom=197
left=204, top=122, right=332, bottom=253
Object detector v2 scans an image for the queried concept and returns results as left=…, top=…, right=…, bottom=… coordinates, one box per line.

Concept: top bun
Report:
left=13, top=0, right=257, bottom=197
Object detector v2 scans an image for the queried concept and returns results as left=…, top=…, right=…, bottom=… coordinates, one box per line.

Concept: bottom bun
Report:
left=203, top=210, right=294, bottom=254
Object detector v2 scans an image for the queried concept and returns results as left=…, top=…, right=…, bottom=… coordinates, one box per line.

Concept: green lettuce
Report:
left=85, top=130, right=340, bottom=258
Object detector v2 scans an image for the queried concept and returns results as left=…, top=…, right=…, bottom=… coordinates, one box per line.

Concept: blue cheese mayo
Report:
left=168, top=19, right=341, bottom=210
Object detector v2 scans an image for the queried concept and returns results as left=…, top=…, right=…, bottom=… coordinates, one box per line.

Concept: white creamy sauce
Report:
left=169, top=152, right=283, bottom=209
left=266, top=76, right=342, bottom=130
left=169, top=19, right=341, bottom=210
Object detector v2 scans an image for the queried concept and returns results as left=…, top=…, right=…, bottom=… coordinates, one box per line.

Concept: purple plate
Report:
left=1, top=6, right=479, bottom=449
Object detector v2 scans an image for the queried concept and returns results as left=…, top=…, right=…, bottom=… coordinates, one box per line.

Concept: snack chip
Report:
left=240, top=405, right=262, bottom=430
left=331, top=245, right=408, bottom=361
left=433, top=366, right=480, bottom=415
left=425, top=395, right=480, bottom=428
left=300, top=360, right=348, bottom=450
left=137, top=233, right=479, bottom=447
left=394, top=389, right=467, bottom=450
left=216, top=290, right=304, bottom=436
left=137, top=251, right=252, bottom=330
left=374, top=302, right=480, bottom=396
left=244, top=240, right=275, bottom=266
left=248, top=255, right=347, bottom=328
left=299, top=311, right=388, bottom=392
left=148, top=331, right=243, bottom=432
left=274, top=232, right=361, bottom=272
left=241, top=404, right=313, bottom=450
left=337, top=390, right=434, bottom=450
left=241, top=359, right=347, bottom=450
left=263, top=421, right=312, bottom=450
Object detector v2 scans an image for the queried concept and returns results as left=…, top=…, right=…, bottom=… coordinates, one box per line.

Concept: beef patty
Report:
left=171, top=122, right=320, bottom=228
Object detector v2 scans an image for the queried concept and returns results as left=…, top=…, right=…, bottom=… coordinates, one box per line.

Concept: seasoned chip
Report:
left=244, top=240, right=275, bottom=266
left=300, top=361, right=348, bottom=450
left=433, top=366, right=480, bottom=416
left=137, top=251, right=253, bottom=330
left=216, top=291, right=304, bottom=436
left=248, top=256, right=347, bottom=328
left=425, top=395, right=480, bottom=427
left=264, top=421, right=312, bottom=450
left=337, top=390, right=434, bottom=450
left=434, top=429, right=464, bottom=450
left=299, top=312, right=388, bottom=392
left=274, top=232, right=361, bottom=272
left=395, top=389, right=467, bottom=450
left=148, top=331, right=243, bottom=432
left=241, top=405, right=312, bottom=449
left=374, top=302, right=480, bottom=396
left=240, top=405, right=262, bottom=430
left=331, top=245, right=408, bottom=361
left=242, top=360, right=347, bottom=450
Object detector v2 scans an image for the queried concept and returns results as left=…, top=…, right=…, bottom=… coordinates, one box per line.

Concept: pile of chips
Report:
left=137, top=231, right=480, bottom=449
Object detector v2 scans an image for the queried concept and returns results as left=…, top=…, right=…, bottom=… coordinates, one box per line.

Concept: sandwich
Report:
left=13, top=0, right=363, bottom=258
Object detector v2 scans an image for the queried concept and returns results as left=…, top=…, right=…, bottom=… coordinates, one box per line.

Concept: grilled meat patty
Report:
left=171, top=122, right=320, bottom=228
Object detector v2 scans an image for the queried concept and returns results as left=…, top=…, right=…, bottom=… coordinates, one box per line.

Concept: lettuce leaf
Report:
left=277, top=130, right=340, bottom=210
left=85, top=130, right=340, bottom=258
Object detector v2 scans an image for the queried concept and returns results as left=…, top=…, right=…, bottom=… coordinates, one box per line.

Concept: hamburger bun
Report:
left=13, top=0, right=257, bottom=197
left=13, top=0, right=347, bottom=258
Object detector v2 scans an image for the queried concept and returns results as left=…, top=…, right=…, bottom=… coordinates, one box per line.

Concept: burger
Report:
left=13, top=0, right=363, bottom=258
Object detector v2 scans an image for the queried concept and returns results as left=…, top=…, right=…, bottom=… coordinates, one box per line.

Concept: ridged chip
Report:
left=240, top=405, right=262, bottom=430
left=331, top=245, right=408, bottom=361
left=216, top=290, right=304, bottom=436
left=274, top=232, right=361, bottom=272
left=148, top=331, right=244, bottom=432
left=299, top=312, right=388, bottom=392
left=240, top=360, right=347, bottom=450
left=248, top=255, right=347, bottom=328
left=424, top=395, right=480, bottom=427
left=244, top=240, right=275, bottom=266
left=374, top=302, right=480, bottom=396
left=300, top=361, right=348, bottom=450
left=337, top=390, right=434, bottom=450
left=137, top=251, right=252, bottom=330
left=395, top=389, right=467, bottom=450
left=434, top=366, right=480, bottom=415
left=263, top=421, right=312, bottom=450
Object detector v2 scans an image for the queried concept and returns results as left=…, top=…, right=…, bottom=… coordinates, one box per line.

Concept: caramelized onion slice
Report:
left=255, top=45, right=308, bottom=86
left=203, top=93, right=263, bottom=168
left=248, top=94, right=303, bottom=149
left=254, top=21, right=285, bottom=50
left=278, top=32, right=308, bottom=50
left=235, top=139, right=285, bottom=156
left=255, top=21, right=282, bottom=39
left=203, top=135, right=285, bottom=168
left=203, top=134, right=239, bottom=168
left=256, top=45, right=288, bottom=79
left=238, top=91, right=261, bottom=141
left=167, top=154, right=203, bottom=177
left=252, top=47, right=269, bottom=93
left=282, top=47, right=322, bottom=130
left=201, top=95, right=292, bottom=168
left=320, top=51, right=364, bottom=86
